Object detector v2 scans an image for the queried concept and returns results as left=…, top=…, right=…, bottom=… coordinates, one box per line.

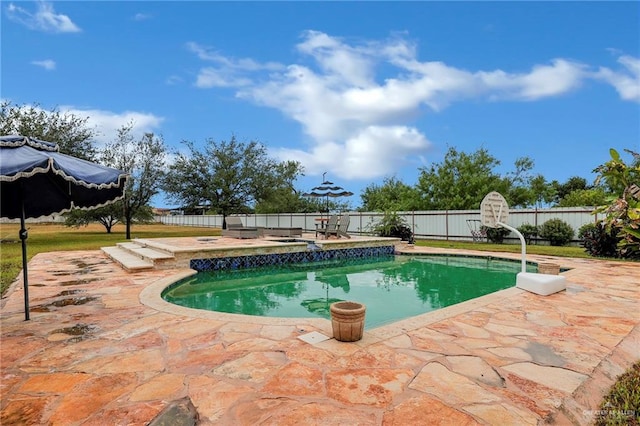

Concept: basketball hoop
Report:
left=479, top=191, right=527, bottom=273
left=480, top=191, right=509, bottom=228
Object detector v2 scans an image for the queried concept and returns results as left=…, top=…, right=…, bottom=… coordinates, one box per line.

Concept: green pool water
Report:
left=162, top=255, right=536, bottom=328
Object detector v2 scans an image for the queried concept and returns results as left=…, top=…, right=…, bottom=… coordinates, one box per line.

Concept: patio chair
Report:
left=222, top=216, right=259, bottom=239
left=316, top=214, right=339, bottom=239
left=323, top=214, right=351, bottom=239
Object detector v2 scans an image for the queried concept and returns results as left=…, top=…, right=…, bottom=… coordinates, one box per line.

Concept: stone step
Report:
left=101, top=246, right=154, bottom=271
left=117, top=242, right=174, bottom=261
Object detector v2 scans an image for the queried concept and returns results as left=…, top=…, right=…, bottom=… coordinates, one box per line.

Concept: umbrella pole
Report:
left=20, top=197, right=30, bottom=321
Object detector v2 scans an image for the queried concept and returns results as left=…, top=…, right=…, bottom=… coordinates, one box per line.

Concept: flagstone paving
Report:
left=1, top=243, right=638, bottom=425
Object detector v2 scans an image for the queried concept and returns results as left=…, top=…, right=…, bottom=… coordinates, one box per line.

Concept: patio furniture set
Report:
left=222, top=214, right=351, bottom=240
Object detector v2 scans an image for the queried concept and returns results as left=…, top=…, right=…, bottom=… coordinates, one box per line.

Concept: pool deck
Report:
left=1, top=235, right=638, bottom=425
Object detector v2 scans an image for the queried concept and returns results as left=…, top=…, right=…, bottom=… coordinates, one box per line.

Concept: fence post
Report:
left=445, top=210, right=449, bottom=241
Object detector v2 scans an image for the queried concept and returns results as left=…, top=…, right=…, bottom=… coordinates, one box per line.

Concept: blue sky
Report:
left=3, top=1, right=639, bottom=209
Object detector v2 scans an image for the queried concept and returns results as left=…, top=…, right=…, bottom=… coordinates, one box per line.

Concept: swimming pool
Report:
left=162, top=254, right=537, bottom=328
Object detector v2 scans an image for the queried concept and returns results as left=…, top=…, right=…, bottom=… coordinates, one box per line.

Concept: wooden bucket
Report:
left=330, top=301, right=366, bottom=342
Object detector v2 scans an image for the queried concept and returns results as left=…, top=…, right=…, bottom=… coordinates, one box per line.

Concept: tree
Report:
left=100, top=123, right=166, bottom=239
left=0, top=100, right=97, bottom=160
left=551, top=176, right=590, bottom=205
left=557, top=188, right=608, bottom=207
left=164, top=136, right=303, bottom=227
left=529, top=174, right=556, bottom=208
left=416, top=147, right=534, bottom=210
left=64, top=202, right=123, bottom=233
left=254, top=161, right=307, bottom=213
left=360, top=176, right=421, bottom=212
left=503, top=156, right=537, bottom=207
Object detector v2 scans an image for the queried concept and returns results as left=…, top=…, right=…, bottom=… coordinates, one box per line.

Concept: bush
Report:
left=539, top=219, right=574, bottom=246
left=370, top=211, right=414, bottom=242
left=517, top=223, right=539, bottom=245
left=482, top=226, right=511, bottom=244
left=578, top=222, right=620, bottom=258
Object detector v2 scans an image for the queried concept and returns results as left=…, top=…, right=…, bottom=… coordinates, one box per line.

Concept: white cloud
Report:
left=6, top=1, right=81, bottom=33
left=31, top=59, right=56, bottom=70
left=165, top=75, right=184, bottom=85
left=187, top=42, right=284, bottom=88
left=596, top=55, right=640, bottom=102
left=60, top=106, right=164, bottom=148
left=278, top=126, right=431, bottom=179
left=3, top=102, right=164, bottom=150
left=195, top=68, right=252, bottom=88
left=187, top=30, right=637, bottom=180
left=133, top=13, right=152, bottom=21
left=479, top=59, right=588, bottom=101
left=296, top=30, right=377, bottom=88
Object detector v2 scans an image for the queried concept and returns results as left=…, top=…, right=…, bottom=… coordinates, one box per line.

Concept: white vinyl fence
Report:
left=155, top=207, right=599, bottom=244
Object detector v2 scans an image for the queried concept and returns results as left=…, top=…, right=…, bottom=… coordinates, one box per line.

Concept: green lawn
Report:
left=0, top=223, right=220, bottom=295
left=414, top=238, right=592, bottom=258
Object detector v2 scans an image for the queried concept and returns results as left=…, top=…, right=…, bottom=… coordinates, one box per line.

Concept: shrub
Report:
left=539, top=219, right=574, bottom=246
left=370, top=211, right=414, bottom=242
left=517, top=223, right=539, bottom=245
left=578, top=222, right=620, bottom=258
left=482, top=226, right=511, bottom=244
left=593, top=148, right=640, bottom=261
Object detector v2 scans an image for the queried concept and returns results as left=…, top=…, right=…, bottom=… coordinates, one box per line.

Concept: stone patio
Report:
left=1, top=240, right=638, bottom=425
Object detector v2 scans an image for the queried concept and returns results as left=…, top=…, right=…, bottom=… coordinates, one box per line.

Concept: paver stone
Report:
left=262, top=362, right=324, bottom=396
left=326, top=368, right=413, bottom=407
left=502, top=362, right=587, bottom=394
left=409, top=362, right=501, bottom=405
left=382, top=394, right=477, bottom=425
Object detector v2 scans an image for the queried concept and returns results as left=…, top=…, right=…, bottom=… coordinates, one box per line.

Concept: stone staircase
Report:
left=101, top=240, right=175, bottom=272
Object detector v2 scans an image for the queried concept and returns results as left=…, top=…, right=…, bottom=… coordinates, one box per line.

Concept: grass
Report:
left=0, top=222, right=220, bottom=295
left=595, top=361, right=640, bottom=425
left=415, top=238, right=592, bottom=258
left=1, top=222, right=637, bottom=418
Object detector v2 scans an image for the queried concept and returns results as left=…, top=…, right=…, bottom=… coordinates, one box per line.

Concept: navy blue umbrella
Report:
left=0, top=135, right=128, bottom=320
left=302, top=172, right=353, bottom=218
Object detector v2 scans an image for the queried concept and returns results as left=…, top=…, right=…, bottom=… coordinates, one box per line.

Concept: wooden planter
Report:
left=538, top=262, right=560, bottom=275
left=330, top=301, right=366, bottom=342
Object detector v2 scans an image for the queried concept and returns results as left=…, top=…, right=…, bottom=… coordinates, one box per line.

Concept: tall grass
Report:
left=595, top=361, right=640, bottom=426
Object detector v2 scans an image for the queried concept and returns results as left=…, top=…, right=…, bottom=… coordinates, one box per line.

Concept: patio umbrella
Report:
left=300, top=297, right=343, bottom=318
left=300, top=271, right=350, bottom=318
left=302, top=172, right=353, bottom=217
left=0, top=135, right=128, bottom=320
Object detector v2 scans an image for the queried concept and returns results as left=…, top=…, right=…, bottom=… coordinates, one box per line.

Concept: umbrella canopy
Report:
left=300, top=297, right=343, bottom=318
left=1, top=135, right=127, bottom=219
left=0, top=135, right=128, bottom=320
left=302, top=172, right=353, bottom=215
